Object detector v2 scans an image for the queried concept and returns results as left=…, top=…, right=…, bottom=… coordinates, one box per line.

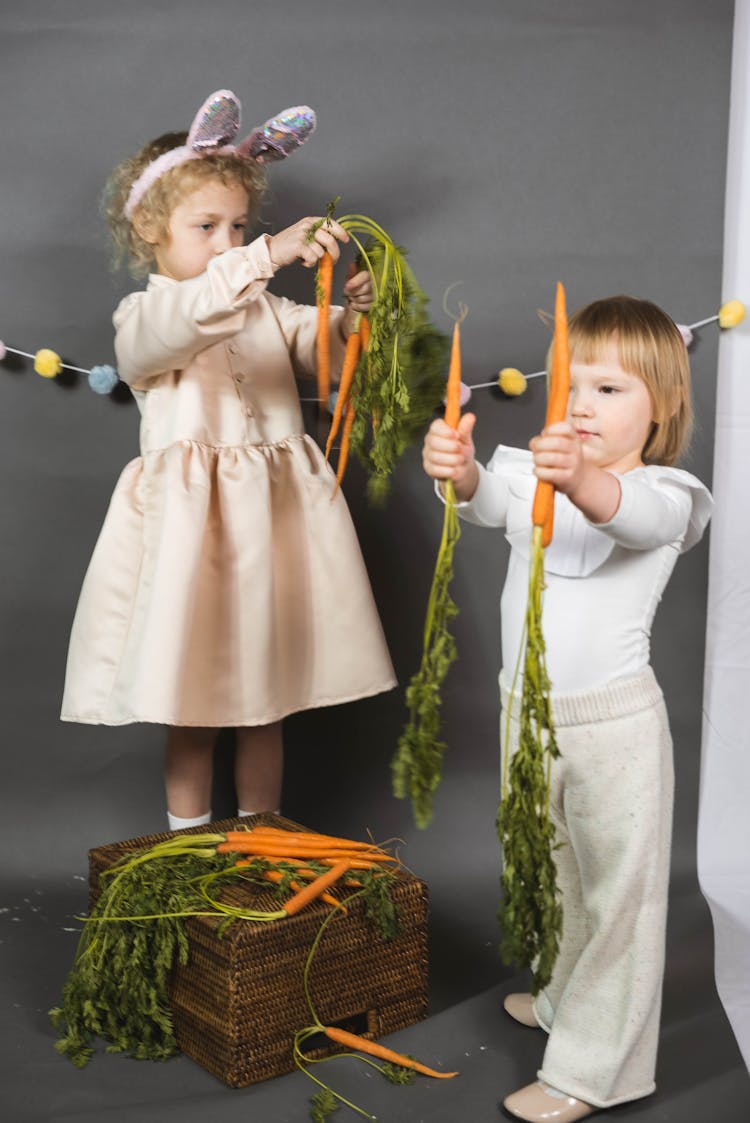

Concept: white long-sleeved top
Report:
left=448, top=445, right=712, bottom=693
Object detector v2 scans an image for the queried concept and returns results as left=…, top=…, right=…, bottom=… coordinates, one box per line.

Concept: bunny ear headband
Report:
left=124, top=89, right=316, bottom=219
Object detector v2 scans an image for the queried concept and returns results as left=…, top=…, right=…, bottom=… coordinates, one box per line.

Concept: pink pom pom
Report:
left=443, top=381, right=472, bottom=409
left=676, top=324, right=693, bottom=348
left=0, top=341, right=6, bottom=360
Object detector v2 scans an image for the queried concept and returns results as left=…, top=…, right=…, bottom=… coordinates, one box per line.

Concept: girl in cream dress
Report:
left=62, top=91, right=395, bottom=829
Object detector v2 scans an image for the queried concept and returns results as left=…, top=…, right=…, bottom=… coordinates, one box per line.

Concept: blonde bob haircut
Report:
left=104, top=131, right=267, bottom=278
left=560, top=294, right=693, bottom=467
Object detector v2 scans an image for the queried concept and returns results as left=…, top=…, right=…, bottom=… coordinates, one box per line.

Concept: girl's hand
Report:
left=269, top=217, right=349, bottom=269
left=343, top=263, right=373, bottom=313
left=423, top=413, right=479, bottom=502
left=531, top=420, right=622, bottom=522
left=530, top=420, right=585, bottom=495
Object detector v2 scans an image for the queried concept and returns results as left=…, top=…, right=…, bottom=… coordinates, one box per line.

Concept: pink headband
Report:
left=124, top=89, right=316, bottom=219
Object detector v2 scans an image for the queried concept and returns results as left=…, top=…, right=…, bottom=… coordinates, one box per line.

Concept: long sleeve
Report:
left=114, top=236, right=277, bottom=388
left=591, top=468, right=713, bottom=552
left=266, top=294, right=348, bottom=382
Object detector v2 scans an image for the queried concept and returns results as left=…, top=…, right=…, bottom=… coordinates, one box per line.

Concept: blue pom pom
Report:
left=88, top=364, right=119, bottom=395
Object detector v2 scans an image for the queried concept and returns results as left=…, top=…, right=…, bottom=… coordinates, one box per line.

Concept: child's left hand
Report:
left=343, top=263, right=373, bottom=314
left=530, top=420, right=585, bottom=495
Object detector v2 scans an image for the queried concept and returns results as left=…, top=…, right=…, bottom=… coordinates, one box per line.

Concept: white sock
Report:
left=167, top=810, right=212, bottom=831
left=237, top=808, right=281, bottom=818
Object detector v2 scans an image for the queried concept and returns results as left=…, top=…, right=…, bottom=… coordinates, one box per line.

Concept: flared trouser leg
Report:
left=500, top=668, right=674, bottom=1108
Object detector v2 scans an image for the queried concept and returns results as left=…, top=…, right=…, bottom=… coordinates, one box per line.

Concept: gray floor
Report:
left=2, top=868, right=747, bottom=1122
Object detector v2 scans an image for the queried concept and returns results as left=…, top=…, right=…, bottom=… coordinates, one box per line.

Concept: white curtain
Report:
left=698, top=0, right=750, bottom=1074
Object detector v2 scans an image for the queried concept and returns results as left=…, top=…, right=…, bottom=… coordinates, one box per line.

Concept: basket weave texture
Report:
left=88, top=813, right=429, bottom=1087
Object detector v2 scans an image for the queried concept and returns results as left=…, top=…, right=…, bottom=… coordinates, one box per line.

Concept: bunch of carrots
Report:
left=312, top=201, right=448, bottom=502
left=51, top=821, right=457, bottom=1101
left=496, top=282, right=569, bottom=993
left=391, top=308, right=465, bottom=829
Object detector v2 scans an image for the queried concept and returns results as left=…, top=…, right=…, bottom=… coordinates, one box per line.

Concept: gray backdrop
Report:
left=1, top=2, right=746, bottom=1120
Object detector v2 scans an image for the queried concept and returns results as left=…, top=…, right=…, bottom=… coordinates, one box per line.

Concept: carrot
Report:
left=532, top=281, right=571, bottom=547
left=358, top=312, right=371, bottom=353
left=217, top=841, right=396, bottom=863
left=325, top=326, right=362, bottom=460
left=323, top=1026, right=458, bottom=1079
left=333, top=395, right=357, bottom=496
left=316, top=250, right=335, bottom=411
left=262, top=867, right=346, bottom=912
left=235, top=859, right=366, bottom=887
left=443, top=319, right=462, bottom=429
left=282, top=860, right=349, bottom=916
left=228, top=827, right=384, bottom=852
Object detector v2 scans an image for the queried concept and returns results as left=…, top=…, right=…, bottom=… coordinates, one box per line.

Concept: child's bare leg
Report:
left=164, top=725, right=217, bottom=819
left=235, top=721, right=283, bottom=814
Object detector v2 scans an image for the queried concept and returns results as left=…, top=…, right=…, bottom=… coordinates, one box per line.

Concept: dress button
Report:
left=245, top=406, right=254, bottom=417
left=234, top=373, right=244, bottom=383
left=227, top=342, right=239, bottom=354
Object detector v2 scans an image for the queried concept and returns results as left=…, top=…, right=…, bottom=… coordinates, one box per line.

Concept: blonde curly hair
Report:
left=103, top=131, right=267, bottom=277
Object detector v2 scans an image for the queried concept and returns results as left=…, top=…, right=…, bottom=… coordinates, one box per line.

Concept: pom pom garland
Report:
left=1, top=341, right=120, bottom=396
left=1, top=299, right=744, bottom=410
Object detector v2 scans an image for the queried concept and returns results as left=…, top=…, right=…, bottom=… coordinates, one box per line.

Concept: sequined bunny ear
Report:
left=186, top=89, right=241, bottom=151
left=237, top=106, right=317, bottom=162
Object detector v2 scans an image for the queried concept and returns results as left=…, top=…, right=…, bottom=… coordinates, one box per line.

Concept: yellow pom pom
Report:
left=718, top=299, right=746, bottom=329
left=498, top=367, right=527, bottom=396
left=34, top=348, right=63, bottom=378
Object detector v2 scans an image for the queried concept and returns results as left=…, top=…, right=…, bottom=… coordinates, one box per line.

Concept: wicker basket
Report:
left=88, top=813, right=429, bottom=1087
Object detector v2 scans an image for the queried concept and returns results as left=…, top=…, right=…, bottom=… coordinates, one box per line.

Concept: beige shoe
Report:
left=503, top=1081, right=595, bottom=1122
left=503, top=992, right=541, bottom=1028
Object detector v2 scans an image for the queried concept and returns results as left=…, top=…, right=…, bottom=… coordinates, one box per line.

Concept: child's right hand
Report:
left=422, top=414, right=479, bottom=501
left=269, top=217, right=350, bottom=270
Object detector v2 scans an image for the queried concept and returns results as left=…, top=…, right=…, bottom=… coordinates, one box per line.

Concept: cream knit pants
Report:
left=500, top=667, right=673, bottom=1108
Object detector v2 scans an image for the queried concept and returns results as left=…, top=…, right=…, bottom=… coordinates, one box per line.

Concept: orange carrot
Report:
left=229, top=827, right=384, bottom=852
left=262, top=867, right=346, bottom=912
left=323, top=1026, right=459, bottom=1079
left=282, top=860, right=349, bottom=916
left=325, top=326, right=362, bottom=460
left=443, top=320, right=462, bottom=429
left=358, top=312, right=371, bottom=353
left=237, top=853, right=386, bottom=871
left=217, top=841, right=396, bottom=862
left=333, top=397, right=356, bottom=496
left=316, top=251, right=335, bottom=411
left=532, top=281, right=571, bottom=547
left=235, top=859, right=367, bottom=887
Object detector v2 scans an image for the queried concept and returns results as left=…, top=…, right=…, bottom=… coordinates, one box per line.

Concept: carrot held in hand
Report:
left=392, top=297, right=466, bottom=828
left=333, top=396, right=357, bottom=497
left=531, top=281, right=571, bottom=547
left=325, top=324, right=362, bottom=460
left=316, top=250, right=335, bottom=411
left=323, top=1026, right=458, bottom=1079
left=443, top=319, right=462, bottom=429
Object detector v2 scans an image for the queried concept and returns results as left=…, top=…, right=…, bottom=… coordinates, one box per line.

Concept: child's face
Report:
left=153, top=179, right=250, bottom=281
left=567, top=338, right=654, bottom=474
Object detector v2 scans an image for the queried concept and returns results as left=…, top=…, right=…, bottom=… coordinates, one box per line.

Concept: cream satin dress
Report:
left=61, top=236, right=396, bottom=726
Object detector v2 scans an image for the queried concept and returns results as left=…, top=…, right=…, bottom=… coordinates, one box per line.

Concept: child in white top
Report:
left=422, top=295, right=712, bottom=1121
left=61, top=92, right=395, bottom=830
